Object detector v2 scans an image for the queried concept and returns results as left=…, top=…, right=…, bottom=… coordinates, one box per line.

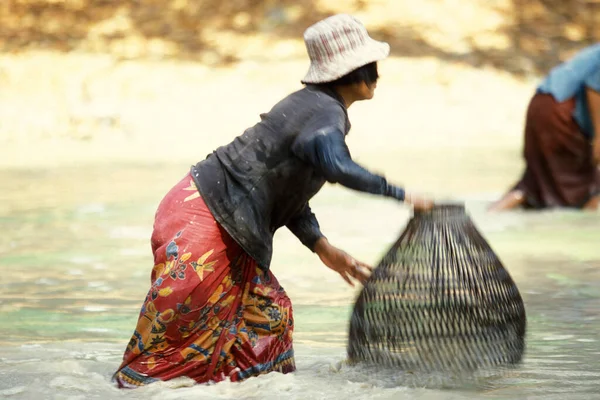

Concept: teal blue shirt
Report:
left=537, top=43, right=600, bottom=139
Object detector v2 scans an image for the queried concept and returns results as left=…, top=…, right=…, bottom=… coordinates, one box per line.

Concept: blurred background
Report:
left=1, top=1, right=600, bottom=399
left=2, top=0, right=600, bottom=169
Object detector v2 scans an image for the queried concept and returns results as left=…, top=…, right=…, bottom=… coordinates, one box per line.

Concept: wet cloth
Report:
left=537, top=43, right=600, bottom=138
left=192, top=85, right=405, bottom=271
left=113, top=173, right=295, bottom=387
left=514, top=93, right=600, bottom=208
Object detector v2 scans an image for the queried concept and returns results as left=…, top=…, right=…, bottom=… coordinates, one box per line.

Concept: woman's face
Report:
left=354, top=80, right=377, bottom=101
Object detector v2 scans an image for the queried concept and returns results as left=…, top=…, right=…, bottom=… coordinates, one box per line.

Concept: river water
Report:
left=1, top=163, right=599, bottom=400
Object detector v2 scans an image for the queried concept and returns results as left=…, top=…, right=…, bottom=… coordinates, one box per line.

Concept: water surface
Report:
left=1, top=164, right=599, bottom=400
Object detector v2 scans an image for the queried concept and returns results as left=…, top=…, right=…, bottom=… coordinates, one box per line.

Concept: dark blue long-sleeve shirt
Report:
left=191, top=85, right=405, bottom=270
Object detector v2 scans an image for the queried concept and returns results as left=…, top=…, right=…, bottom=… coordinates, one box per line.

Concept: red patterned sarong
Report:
left=113, top=173, right=295, bottom=387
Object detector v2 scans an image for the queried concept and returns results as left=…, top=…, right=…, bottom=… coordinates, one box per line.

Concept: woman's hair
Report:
left=318, top=62, right=379, bottom=87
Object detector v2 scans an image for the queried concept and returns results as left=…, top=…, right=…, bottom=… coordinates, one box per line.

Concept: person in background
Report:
left=113, top=14, right=433, bottom=388
left=490, top=43, right=600, bottom=211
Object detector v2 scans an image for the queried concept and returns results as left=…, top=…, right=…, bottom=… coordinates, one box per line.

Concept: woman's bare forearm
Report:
left=586, top=87, right=600, bottom=144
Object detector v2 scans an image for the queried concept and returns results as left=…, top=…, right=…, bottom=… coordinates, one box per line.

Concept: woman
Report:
left=490, top=43, right=600, bottom=211
left=113, top=14, right=433, bottom=387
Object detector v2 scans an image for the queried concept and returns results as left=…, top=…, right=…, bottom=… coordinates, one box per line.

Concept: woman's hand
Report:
left=404, top=192, right=435, bottom=212
left=313, top=238, right=372, bottom=286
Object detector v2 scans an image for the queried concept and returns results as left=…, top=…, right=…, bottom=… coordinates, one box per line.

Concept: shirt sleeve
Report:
left=286, top=203, right=325, bottom=252
left=290, top=108, right=405, bottom=201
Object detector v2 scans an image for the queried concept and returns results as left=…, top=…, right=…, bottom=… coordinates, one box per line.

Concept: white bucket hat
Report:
left=301, top=14, right=390, bottom=84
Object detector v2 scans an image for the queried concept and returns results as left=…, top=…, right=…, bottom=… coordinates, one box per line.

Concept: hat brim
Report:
left=301, top=39, right=390, bottom=84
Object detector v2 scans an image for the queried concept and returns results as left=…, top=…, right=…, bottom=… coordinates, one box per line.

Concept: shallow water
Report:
left=1, top=164, right=600, bottom=400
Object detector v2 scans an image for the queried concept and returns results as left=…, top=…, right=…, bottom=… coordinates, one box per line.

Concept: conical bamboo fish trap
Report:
left=348, top=204, right=526, bottom=372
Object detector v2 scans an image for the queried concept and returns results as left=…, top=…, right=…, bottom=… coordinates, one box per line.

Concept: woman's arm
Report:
left=291, top=125, right=433, bottom=210
left=286, top=204, right=372, bottom=286
left=313, top=237, right=372, bottom=286
left=586, top=86, right=600, bottom=164
left=285, top=203, right=324, bottom=251
left=294, top=126, right=404, bottom=197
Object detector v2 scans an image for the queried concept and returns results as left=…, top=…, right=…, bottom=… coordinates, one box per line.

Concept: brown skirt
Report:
left=514, top=93, right=600, bottom=208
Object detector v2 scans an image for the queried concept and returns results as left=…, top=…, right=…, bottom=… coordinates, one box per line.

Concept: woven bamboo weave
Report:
left=348, top=204, right=526, bottom=372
